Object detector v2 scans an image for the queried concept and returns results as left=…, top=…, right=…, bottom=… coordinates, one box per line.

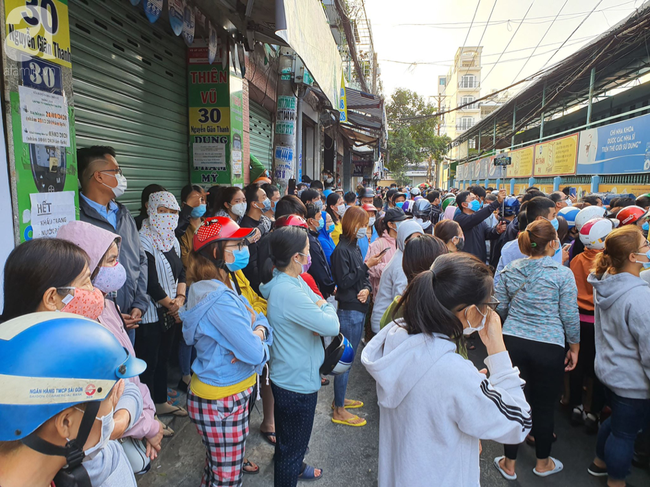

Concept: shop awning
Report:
left=275, top=0, right=343, bottom=109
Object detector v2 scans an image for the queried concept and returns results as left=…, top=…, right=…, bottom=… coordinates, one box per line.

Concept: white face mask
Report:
left=414, top=217, right=431, bottom=230
left=368, top=217, right=376, bottom=227
left=102, top=173, right=127, bottom=199
left=356, top=227, right=367, bottom=240
left=73, top=407, right=115, bottom=460
left=463, top=306, right=487, bottom=336
left=337, top=204, right=346, bottom=217
left=231, top=202, right=247, bottom=218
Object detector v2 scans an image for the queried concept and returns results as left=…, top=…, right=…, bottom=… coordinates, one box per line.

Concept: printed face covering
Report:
left=142, top=191, right=181, bottom=252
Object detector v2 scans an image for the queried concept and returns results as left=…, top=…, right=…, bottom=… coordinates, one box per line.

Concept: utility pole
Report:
left=272, top=48, right=298, bottom=195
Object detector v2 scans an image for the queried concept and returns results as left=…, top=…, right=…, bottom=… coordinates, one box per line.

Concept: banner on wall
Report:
left=533, top=134, right=578, bottom=177
left=4, top=0, right=72, bottom=68
left=577, top=112, right=650, bottom=175
left=506, top=146, right=534, bottom=178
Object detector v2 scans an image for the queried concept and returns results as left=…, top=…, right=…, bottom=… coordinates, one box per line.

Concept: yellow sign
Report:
left=506, top=146, right=534, bottom=178
left=5, top=0, right=72, bottom=68
left=339, top=73, right=348, bottom=123
left=599, top=184, right=650, bottom=195
left=189, top=107, right=230, bottom=136
left=534, top=134, right=578, bottom=176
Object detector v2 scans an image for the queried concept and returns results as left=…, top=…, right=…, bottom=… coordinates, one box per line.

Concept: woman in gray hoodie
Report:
left=587, top=225, right=650, bottom=486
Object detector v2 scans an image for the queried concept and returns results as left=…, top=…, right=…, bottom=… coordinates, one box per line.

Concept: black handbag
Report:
left=157, top=306, right=176, bottom=331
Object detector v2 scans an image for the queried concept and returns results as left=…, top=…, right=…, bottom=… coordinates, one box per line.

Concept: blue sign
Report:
left=21, top=59, right=62, bottom=94
left=577, top=113, right=650, bottom=175
left=144, top=0, right=163, bottom=23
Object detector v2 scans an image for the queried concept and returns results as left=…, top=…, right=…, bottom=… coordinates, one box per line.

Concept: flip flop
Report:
left=298, top=464, right=323, bottom=482
left=321, top=377, right=330, bottom=386
left=157, top=405, right=188, bottom=417
left=330, top=400, right=364, bottom=410
left=331, top=415, right=367, bottom=427
left=533, top=457, right=563, bottom=477
left=161, top=424, right=175, bottom=437
left=261, top=431, right=276, bottom=445
left=243, top=459, right=259, bottom=475
left=493, top=456, right=517, bottom=481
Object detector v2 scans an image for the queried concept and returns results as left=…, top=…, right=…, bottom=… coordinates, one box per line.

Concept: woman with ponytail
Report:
left=586, top=226, right=650, bottom=485
left=259, top=226, right=340, bottom=485
left=362, top=253, right=531, bottom=487
left=494, top=218, right=580, bottom=480
left=181, top=217, right=273, bottom=485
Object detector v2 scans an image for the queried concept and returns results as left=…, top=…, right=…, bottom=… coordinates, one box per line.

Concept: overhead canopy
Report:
left=275, top=0, right=343, bottom=109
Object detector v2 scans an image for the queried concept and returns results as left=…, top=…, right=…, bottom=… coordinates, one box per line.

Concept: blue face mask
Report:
left=396, top=201, right=404, bottom=209
left=191, top=204, right=206, bottom=218
left=643, top=221, right=649, bottom=232
left=554, top=239, right=562, bottom=257
left=225, top=246, right=250, bottom=272
left=468, top=200, right=481, bottom=212
left=316, top=218, right=324, bottom=231
left=327, top=223, right=335, bottom=233
left=259, top=198, right=271, bottom=213
left=635, top=249, right=650, bottom=268
left=546, top=217, right=559, bottom=231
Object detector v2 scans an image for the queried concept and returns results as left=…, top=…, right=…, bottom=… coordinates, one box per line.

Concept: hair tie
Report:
left=531, top=242, right=537, bottom=247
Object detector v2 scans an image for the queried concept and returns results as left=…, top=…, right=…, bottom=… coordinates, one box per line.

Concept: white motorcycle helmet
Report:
left=579, top=217, right=617, bottom=250
left=575, top=206, right=607, bottom=231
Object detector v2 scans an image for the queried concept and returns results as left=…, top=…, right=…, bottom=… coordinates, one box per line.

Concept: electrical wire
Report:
left=458, top=0, right=483, bottom=69
left=461, top=0, right=498, bottom=82
left=510, top=0, right=568, bottom=84
left=481, top=1, right=535, bottom=85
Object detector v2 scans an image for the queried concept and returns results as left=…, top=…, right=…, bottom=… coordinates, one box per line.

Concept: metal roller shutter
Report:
left=249, top=101, right=273, bottom=170
left=70, top=0, right=188, bottom=211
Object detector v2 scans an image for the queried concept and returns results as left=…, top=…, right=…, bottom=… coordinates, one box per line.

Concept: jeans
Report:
left=271, top=382, right=318, bottom=487
left=333, top=309, right=365, bottom=408
left=503, top=335, right=565, bottom=460
left=596, top=387, right=650, bottom=480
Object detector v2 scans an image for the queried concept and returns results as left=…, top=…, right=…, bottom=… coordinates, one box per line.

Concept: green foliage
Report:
left=386, top=88, right=451, bottom=176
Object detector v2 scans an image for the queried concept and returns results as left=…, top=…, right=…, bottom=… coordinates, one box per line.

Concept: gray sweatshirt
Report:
left=588, top=271, right=650, bottom=399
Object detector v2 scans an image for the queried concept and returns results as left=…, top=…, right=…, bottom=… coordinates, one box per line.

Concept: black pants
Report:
left=135, top=320, right=175, bottom=405
left=503, top=335, right=565, bottom=460
left=271, top=381, right=318, bottom=487
left=569, top=320, right=605, bottom=413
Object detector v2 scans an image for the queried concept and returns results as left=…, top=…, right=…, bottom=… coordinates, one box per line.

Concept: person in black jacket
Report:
left=454, top=189, right=507, bottom=262
left=305, top=204, right=336, bottom=298
left=330, top=206, right=383, bottom=427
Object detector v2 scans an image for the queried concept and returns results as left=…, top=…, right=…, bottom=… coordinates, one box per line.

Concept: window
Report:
left=460, top=75, right=477, bottom=89
left=461, top=96, right=476, bottom=109
left=459, top=117, right=474, bottom=131
left=469, top=139, right=476, bottom=149
left=439, top=78, right=446, bottom=86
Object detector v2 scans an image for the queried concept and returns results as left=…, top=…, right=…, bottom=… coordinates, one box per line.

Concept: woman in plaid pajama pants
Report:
left=181, top=217, right=273, bottom=486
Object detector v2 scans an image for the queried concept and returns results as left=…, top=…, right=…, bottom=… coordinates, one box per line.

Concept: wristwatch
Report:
left=256, top=326, right=267, bottom=340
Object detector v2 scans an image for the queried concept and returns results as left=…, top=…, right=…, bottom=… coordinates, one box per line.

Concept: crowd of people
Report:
left=0, top=145, right=649, bottom=487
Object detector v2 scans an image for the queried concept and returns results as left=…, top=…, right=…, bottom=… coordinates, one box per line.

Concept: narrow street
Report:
left=139, top=340, right=650, bottom=487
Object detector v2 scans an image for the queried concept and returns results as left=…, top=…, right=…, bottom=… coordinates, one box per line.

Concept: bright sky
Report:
left=364, top=0, right=644, bottom=102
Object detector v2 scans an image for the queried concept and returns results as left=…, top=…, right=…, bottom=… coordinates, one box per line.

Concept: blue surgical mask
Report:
left=643, top=221, right=649, bottom=232
left=635, top=249, right=650, bottom=268
left=191, top=204, right=206, bottom=218
left=316, top=218, right=324, bottom=231
left=468, top=200, right=481, bottom=212
left=545, top=217, right=559, bottom=231
left=259, top=198, right=271, bottom=213
left=225, top=246, right=250, bottom=272
left=554, top=239, right=562, bottom=257
left=327, top=223, right=335, bottom=233
left=396, top=201, right=404, bottom=209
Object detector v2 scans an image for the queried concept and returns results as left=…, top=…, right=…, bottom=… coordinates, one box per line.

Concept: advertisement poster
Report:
left=577, top=112, right=650, bottom=175
left=506, top=146, right=534, bottom=178
left=29, top=191, right=75, bottom=238
left=276, top=96, right=297, bottom=136
left=18, top=85, right=70, bottom=146
left=339, top=73, right=348, bottom=123
left=533, top=134, right=578, bottom=176
left=4, top=0, right=72, bottom=68
left=274, top=146, right=293, bottom=180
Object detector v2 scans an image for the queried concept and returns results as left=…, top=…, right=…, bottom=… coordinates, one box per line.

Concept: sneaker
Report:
left=587, top=462, right=608, bottom=477
left=571, top=405, right=584, bottom=426
left=584, top=412, right=599, bottom=435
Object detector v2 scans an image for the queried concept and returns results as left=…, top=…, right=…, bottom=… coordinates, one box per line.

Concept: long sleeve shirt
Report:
left=495, top=256, right=580, bottom=347
left=453, top=199, right=501, bottom=262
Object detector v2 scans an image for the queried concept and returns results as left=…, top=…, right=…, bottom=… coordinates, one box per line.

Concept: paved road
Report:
left=139, top=339, right=650, bottom=487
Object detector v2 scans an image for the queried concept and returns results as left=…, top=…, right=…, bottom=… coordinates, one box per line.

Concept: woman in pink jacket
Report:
left=364, top=208, right=407, bottom=297
left=57, top=220, right=164, bottom=459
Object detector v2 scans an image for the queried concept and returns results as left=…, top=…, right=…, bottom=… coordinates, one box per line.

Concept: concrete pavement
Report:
left=138, top=339, right=650, bottom=487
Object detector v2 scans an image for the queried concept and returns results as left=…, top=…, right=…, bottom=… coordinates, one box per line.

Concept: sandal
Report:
left=321, top=377, right=330, bottom=386
left=156, top=404, right=188, bottom=417
left=493, top=456, right=517, bottom=481
left=330, top=400, right=363, bottom=410
left=161, top=424, right=175, bottom=437
left=331, top=415, right=367, bottom=427
left=533, top=457, right=563, bottom=477
left=243, top=459, right=259, bottom=475
left=298, top=464, right=323, bottom=481
left=261, top=430, right=276, bottom=445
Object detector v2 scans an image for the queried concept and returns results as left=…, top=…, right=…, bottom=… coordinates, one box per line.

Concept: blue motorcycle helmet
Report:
left=558, top=206, right=580, bottom=228
left=320, top=333, right=355, bottom=376
left=502, top=196, right=521, bottom=217
left=0, top=312, right=146, bottom=484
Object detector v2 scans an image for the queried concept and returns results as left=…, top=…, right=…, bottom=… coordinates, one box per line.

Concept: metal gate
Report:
left=249, top=101, right=273, bottom=170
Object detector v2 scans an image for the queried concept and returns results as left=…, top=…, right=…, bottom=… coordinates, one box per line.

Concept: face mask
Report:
left=60, top=287, right=105, bottom=321
left=415, top=218, right=431, bottom=230
left=545, top=217, right=559, bottom=231
left=565, top=200, right=572, bottom=207
left=230, top=202, right=247, bottom=218
left=368, top=217, right=376, bottom=227
left=315, top=217, right=324, bottom=231
left=553, top=239, right=562, bottom=257
left=394, top=221, right=403, bottom=231
left=102, top=173, right=127, bottom=199
left=454, top=236, right=465, bottom=251
left=327, top=223, right=335, bottom=233
left=643, top=221, right=649, bottom=232
left=468, top=200, right=482, bottom=212
left=325, top=177, right=334, bottom=184
left=257, top=198, right=271, bottom=213
left=634, top=249, right=650, bottom=268
left=296, top=252, right=312, bottom=273
left=93, top=262, right=127, bottom=294
left=191, top=204, right=206, bottom=218
left=395, top=201, right=404, bottom=209
left=463, top=305, right=487, bottom=336
left=225, top=246, right=250, bottom=272
left=356, top=227, right=367, bottom=240
left=314, top=200, right=323, bottom=211
left=297, top=189, right=305, bottom=198
left=151, top=212, right=179, bottom=234
left=73, top=407, right=115, bottom=460
left=337, top=204, right=346, bottom=217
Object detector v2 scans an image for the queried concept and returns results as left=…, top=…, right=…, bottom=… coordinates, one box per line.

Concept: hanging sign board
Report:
left=144, top=0, right=163, bottom=23
left=182, top=4, right=195, bottom=46
left=169, top=0, right=184, bottom=36
left=533, top=134, right=578, bottom=177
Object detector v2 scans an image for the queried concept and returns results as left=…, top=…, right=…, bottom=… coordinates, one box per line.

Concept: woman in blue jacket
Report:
left=181, top=217, right=273, bottom=487
left=259, top=226, right=340, bottom=485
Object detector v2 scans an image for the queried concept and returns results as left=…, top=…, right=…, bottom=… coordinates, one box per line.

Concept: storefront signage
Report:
left=144, top=0, right=163, bottom=23
left=4, top=0, right=72, bottom=68
left=533, top=134, right=578, bottom=177
left=577, top=112, right=650, bottom=175
left=339, top=74, right=348, bottom=123
left=168, top=0, right=184, bottom=36
left=182, top=4, right=194, bottom=46
left=29, top=190, right=75, bottom=238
